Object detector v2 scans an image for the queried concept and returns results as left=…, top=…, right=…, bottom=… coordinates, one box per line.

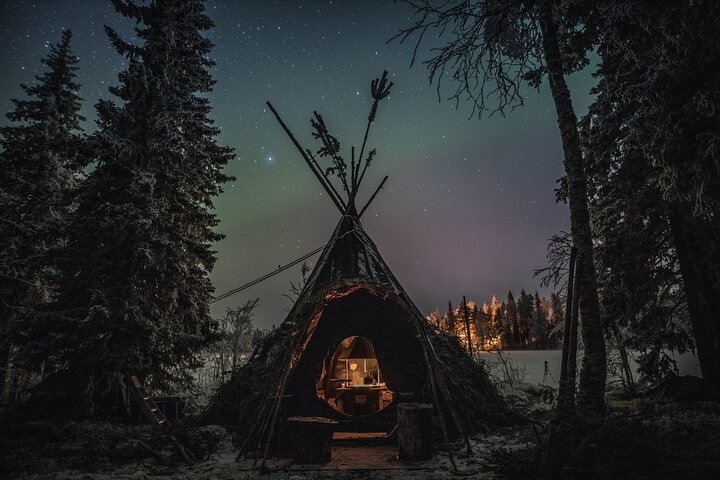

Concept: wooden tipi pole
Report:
left=266, top=101, right=346, bottom=213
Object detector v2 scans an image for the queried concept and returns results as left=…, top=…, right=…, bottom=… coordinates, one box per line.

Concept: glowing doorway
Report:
left=316, top=336, right=394, bottom=416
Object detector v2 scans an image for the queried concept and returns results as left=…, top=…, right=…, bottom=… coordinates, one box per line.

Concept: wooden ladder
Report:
left=128, top=375, right=168, bottom=428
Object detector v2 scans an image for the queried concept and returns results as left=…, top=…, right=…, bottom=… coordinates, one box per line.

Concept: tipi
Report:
left=205, top=72, right=504, bottom=461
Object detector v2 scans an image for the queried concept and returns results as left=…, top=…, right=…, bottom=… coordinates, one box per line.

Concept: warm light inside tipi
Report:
left=316, top=336, right=394, bottom=416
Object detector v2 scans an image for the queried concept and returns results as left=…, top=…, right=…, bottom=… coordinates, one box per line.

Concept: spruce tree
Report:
left=40, top=0, right=233, bottom=412
left=495, top=302, right=507, bottom=350
left=517, top=289, right=534, bottom=348
left=0, top=30, right=84, bottom=400
left=531, top=292, right=549, bottom=349
left=471, top=303, right=481, bottom=350
left=505, top=291, right=519, bottom=349
left=445, top=301, right=457, bottom=336
left=582, top=1, right=717, bottom=384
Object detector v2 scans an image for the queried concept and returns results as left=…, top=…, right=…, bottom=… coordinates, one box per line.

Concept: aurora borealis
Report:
left=0, top=0, right=597, bottom=329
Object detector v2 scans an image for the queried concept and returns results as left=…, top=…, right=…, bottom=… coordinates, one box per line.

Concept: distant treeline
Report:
left=427, top=290, right=562, bottom=351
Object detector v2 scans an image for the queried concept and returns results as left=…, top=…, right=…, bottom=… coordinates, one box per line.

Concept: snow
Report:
left=19, top=423, right=533, bottom=480
left=478, top=349, right=702, bottom=385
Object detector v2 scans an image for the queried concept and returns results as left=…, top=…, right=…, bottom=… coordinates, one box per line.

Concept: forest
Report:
left=1, top=0, right=719, bottom=479
left=427, top=291, right=563, bottom=351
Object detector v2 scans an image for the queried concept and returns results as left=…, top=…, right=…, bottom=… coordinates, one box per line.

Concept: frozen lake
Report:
left=477, top=349, right=702, bottom=386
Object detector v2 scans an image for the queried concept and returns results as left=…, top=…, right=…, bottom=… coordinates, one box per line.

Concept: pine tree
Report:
left=0, top=30, right=84, bottom=400
left=37, top=0, right=234, bottom=413
left=494, top=302, right=507, bottom=350
left=445, top=301, right=457, bottom=336
left=468, top=303, right=479, bottom=350
left=426, top=308, right=443, bottom=332
left=549, top=293, right=563, bottom=326
left=517, top=289, right=534, bottom=348
left=530, top=292, right=549, bottom=349
left=505, top=291, right=519, bottom=349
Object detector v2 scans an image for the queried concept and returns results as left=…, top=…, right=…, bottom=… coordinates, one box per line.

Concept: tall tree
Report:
left=531, top=292, right=549, bottom=349
left=33, top=0, right=234, bottom=413
left=505, top=291, right=519, bottom=349
left=494, top=301, right=507, bottom=350
left=517, top=289, right=533, bottom=348
left=536, top=0, right=606, bottom=414
left=445, top=300, right=458, bottom=336
left=396, top=0, right=606, bottom=414
left=0, top=30, right=84, bottom=400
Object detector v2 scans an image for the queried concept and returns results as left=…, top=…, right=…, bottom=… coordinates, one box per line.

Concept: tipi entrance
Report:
left=316, top=336, right=394, bottom=416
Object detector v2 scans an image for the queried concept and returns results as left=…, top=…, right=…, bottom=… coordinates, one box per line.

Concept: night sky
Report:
left=0, top=1, right=597, bottom=329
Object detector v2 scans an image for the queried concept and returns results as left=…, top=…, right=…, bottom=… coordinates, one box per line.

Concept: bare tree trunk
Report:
left=567, top=271, right=580, bottom=407
left=557, top=247, right=576, bottom=415
left=539, top=0, right=606, bottom=416
left=669, top=207, right=720, bottom=386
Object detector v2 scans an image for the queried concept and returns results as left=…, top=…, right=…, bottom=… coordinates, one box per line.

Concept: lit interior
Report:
left=316, top=336, right=394, bottom=416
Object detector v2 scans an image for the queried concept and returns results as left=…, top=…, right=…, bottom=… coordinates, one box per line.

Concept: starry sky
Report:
left=0, top=1, right=597, bottom=330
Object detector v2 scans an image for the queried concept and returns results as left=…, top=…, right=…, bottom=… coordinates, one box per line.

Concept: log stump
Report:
left=397, top=403, right=433, bottom=461
left=285, top=416, right=338, bottom=464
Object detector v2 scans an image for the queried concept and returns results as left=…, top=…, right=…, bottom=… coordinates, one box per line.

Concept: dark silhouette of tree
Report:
left=505, top=291, right=519, bottom=349
left=531, top=292, right=550, bottom=349
left=445, top=300, right=457, bottom=336
left=34, top=0, right=234, bottom=415
left=517, top=289, right=533, bottom=348
left=495, top=302, right=507, bottom=349
left=0, top=30, right=84, bottom=400
left=585, top=0, right=720, bottom=386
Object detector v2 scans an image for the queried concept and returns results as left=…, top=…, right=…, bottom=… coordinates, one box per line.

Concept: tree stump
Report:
left=397, top=403, right=433, bottom=461
left=285, top=416, right=338, bottom=464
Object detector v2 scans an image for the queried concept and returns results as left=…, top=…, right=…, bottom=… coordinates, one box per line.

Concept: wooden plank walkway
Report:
left=263, top=445, right=448, bottom=471
left=333, top=431, right=388, bottom=440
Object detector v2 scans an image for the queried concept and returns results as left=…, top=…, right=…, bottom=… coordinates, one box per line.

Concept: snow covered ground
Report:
left=479, top=349, right=702, bottom=386
left=32, top=433, right=517, bottom=480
